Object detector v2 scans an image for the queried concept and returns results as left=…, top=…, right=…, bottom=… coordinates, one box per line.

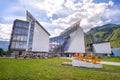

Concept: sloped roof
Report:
left=36, top=20, right=50, bottom=36
left=26, top=11, right=50, bottom=36
left=60, top=21, right=80, bottom=36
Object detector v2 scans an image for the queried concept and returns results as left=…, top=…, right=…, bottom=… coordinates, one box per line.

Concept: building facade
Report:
left=9, top=11, right=50, bottom=56
left=49, top=21, right=85, bottom=57
left=92, top=42, right=111, bottom=55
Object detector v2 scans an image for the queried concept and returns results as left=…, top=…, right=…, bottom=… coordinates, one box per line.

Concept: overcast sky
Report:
left=0, top=0, right=120, bottom=41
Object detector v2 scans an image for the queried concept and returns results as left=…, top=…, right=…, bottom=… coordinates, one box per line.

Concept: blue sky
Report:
left=0, top=0, right=120, bottom=41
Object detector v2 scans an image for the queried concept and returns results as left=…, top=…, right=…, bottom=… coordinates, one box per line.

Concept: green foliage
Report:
left=110, top=39, right=120, bottom=48
left=4, top=50, right=11, bottom=56
left=101, top=57, right=120, bottom=62
left=0, top=48, right=11, bottom=56
left=105, top=28, right=120, bottom=48
left=0, top=48, right=4, bottom=56
left=94, top=32, right=106, bottom=38
left=0, top=58, right=120, bottom=80
left=106, top=28, right=120, bottom=41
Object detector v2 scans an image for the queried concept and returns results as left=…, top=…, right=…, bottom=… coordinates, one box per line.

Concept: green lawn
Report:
left=101, top=57, right=120, bottom=62
left=0, top=58, right=120, bottom=80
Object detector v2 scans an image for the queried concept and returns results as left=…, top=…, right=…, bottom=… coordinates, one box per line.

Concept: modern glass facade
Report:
left=28, top=23, right=34, bottom=51
left=10, top=20, right=29, bottom=51
left=9, top=19, right=35, bottom=52
left=49, top=35, right=70, bottom=54
left=9, top=11, right=50, bottom=55
left=49, top=22, right=79, bottom=55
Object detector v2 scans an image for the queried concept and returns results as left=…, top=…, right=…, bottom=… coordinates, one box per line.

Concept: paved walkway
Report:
left=101, top=61, right=120, bottom=66
left=61, top=57, right=120, bottom=66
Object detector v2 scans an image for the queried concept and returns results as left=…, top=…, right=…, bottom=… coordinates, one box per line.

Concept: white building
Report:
left=93, top=42, right=111, bottom=54
left=32, top=21, right=50, bottom=52
left=9, top=11, right=50, bottom=55
left=63, top=24, right=85, bottom=53
left=50, top=21, right=85, bottom=56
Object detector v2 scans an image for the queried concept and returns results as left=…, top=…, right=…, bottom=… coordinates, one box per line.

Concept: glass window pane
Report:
left=15, top=42, right=19, bottom=48
left=13, top=35, right=16, bottom=40
left=11, top=42, right=15, bottom=48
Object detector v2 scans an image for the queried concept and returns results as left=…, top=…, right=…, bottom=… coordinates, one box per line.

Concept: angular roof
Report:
left=26, top=11, right=50, bottom=36
left=60, top=21, right=80, bottom=36
left=36, top=20, right=50, bottom=36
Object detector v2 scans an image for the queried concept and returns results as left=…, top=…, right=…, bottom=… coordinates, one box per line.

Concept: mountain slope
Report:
left=105, top=28, right=120, bottom=48
left=85, top=24, right=120, bottom=48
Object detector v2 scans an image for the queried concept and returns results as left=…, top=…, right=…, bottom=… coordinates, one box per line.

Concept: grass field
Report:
left=0, top=58, right=120, bottom=80
left=101, top=57, right=120, bottom=62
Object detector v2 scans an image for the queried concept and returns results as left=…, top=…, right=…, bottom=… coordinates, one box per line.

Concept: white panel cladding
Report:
left=32, top=22, right=49, bottom=52
left=93, top=42, right=111, bottom=54
left=67, top=27, right=85, bottom=53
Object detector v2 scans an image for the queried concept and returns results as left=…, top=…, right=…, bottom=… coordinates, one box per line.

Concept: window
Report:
left=11, top=42, right=16, bottom=48
left=16, top=36, right=21, bottom=41
left=24, top=36, right=28, bottom=41
left=19, top=42, right=23, bottom=49
left=30, top=32, right=33, bottom=37
left=23, top=42, right=26, bottom=49
left=20, top=36, right=24, bottom=41
left=22, top=29, right=28, bottom=35
left=29, top=38, right=33, bottom=42
left=15, top=22, right=21, bottom=27
left=14, top=28, right=18, bottom=33
left=23, top=23, right=29, bottom=28
left=31, top=23, right=34, bottom=30
left=13, top=35, right=17, bottom=40
left=15, top=21, right=29, bottom=29
left=15, top=42, right=19, bottom=48
left=28, top=43, right=32, bottom=51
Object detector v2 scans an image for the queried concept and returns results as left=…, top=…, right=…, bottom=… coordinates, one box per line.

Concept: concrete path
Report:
left=101, top=61, right=120, bottom=66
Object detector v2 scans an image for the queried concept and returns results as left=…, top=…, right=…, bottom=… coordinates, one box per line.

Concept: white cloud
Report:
left=43, top=0, right=65, bottom=17
left=51, top=0, right=117, bottom=30
left=0, top=24, right=12, bottom=41
left=104, top=8, right=120, bottom=21
left=40, top=21, right=58, bottom=28
left=1, top=0, right=120, bottom=40
left=17, top=0, right=119, bottom=34
left=108, top=0, right=114, bottom=6
left=15, top=0, right=117, bottom=31
left=18, top=0, right=65, bottom=18
left=3, top=16, right=25, bottom=22
left=54, top=29, right=64, bottom=35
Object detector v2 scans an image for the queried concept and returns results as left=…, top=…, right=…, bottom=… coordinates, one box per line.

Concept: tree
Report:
left=6, top=50, right=11, bottom=56
left=0, top=48, right=4, bottom=56
left=4, top=50, right=11, bottom=56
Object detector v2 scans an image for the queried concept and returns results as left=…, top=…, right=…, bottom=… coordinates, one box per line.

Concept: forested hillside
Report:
left=85, top=24, right=120, bottom=48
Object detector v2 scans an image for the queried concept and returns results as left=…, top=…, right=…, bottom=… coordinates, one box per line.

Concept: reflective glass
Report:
left=13, top=35, right=17, bottom=40
left=29, top=38, right=33, bottom=42
left=20, top=36, right=24, bottom=41
left=16, top=36, right=21, bottom=41
left=14, top=28, right=18, bottom=33
left=23, top=42, right=26, bottom=49
left=15, top=42, right=19, bottom=48
left=23, top=23, right=29, bottom=28
left=31, top=23, right=34, bottom=30
left=28, top=43, right=32, bottom=51
left=15, top=22, right=21, bottom=27
left=21, top=29, right=28, bottom=34
left=15, top=22, right=29, bottom=29
left=11, top=42, right=15, bottom=48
